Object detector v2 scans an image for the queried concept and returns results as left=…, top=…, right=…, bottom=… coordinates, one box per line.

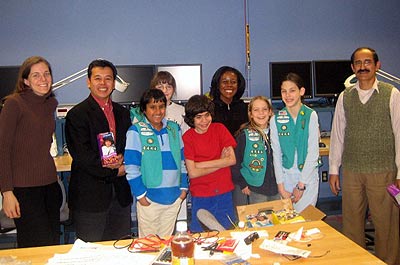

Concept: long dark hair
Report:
left=209, top=66, right=246, bottom=100
left=281, top=72, right=304, bottom=89
left=14, top=56, right=53, bottom=94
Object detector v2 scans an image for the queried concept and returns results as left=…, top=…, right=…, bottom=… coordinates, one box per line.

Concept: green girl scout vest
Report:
left=130, top=106, right=145, bottom=123
left=240, top=129, right=267, bottom=187
left=134, top=120, right=181, bottom=188
left=275, top=105, right=312, bottom=171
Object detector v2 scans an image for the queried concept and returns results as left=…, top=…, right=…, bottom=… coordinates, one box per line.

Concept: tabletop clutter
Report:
left=42, top=199, right=327, bottom=265
left=156, top=198, right=326, bottom=264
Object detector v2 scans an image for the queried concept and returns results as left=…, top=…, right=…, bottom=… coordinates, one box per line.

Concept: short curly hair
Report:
left=184, top=95, right=215, bottom=128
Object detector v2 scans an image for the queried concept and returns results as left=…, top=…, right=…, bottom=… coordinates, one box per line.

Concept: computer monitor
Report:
left=112, top=65, right=155, bottom=104
left=269, top=61, right=313, bottom=100
left=0, top=66, right=20, bottom=100
left=155, top=64, right=202, bottom=102
left=313, top=60, right=353, bottom=98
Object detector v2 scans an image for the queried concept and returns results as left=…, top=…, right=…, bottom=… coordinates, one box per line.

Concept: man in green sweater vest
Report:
left=329, top=47, right=400, bottom=265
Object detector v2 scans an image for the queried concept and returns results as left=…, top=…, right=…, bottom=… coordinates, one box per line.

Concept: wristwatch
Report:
left=296, top=184, right=306, bottom=191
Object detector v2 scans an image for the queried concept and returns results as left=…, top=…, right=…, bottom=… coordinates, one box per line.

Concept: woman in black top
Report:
left=209, top=66, right=248, bottom=136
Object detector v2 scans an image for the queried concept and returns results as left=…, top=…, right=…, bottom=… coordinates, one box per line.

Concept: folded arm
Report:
left=185, top=146, right=236, bottom=179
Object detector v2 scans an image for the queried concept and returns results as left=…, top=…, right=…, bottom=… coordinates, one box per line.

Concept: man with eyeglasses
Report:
left=329, top=47, right=400, bottom=264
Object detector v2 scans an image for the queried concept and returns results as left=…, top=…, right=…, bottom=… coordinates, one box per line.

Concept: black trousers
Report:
left=72, top=194, right=131, bottom=242
left=13, top=181, right=62, bottom=248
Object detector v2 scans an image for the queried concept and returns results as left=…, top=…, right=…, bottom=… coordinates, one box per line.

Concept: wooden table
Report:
left=53, top=153, right=72, bottom=172
left=0, top=220, right=384, bottom=264
left=319, top=137, right=330, bottom=157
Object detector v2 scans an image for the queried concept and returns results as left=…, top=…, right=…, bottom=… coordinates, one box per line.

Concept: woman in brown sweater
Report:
left=0, top=56, right=61, bottom=247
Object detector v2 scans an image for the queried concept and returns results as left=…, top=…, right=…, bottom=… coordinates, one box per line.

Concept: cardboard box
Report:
left=236, top=199, right=326, bottom=227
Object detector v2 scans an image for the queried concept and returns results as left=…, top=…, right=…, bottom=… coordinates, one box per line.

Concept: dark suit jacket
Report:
left=65, top=95, right=133, bottom=212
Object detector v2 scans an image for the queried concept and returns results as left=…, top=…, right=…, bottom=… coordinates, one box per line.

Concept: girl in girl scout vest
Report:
left=232, top=96, right=279, bottom=207
left=125, top=89, right=188, bottom=237
left=270, top=73, right=320, bottom=213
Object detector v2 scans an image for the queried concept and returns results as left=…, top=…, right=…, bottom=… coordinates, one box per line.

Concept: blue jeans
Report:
left=190, top=191, right=235, bottom=232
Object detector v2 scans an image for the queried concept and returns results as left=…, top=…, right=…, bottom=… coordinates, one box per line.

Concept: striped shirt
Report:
left=124, top=118, right=188, bottom=205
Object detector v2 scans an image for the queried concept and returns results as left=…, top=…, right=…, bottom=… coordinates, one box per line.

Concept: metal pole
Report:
left=244, top=0, right=251, bottom=97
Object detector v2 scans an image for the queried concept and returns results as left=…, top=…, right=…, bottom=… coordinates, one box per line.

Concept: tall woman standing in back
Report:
left=0, top=56, right=61, bottom=247
left=209, top=66, right=248, bottom=136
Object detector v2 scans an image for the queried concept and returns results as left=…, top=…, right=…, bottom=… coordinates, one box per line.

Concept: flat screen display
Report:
left=313, top=60, right=353, bottom=97
left=0, top=66, right=20, bottom=100
left=112, top=65, right=155, bottom=104
left=156, top=64, right=202, bottom=102
left=269, top=61, right=313, bottom=100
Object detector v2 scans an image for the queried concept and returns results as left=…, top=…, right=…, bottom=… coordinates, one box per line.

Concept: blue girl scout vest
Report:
left=134, top=120, right=181, bottom=188
left=275, top=105, right=313, bottom=171
left=240, top=129, right=268, bottom=187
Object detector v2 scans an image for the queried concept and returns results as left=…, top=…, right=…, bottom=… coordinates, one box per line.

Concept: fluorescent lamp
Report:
left=344, top=69, right=400, bottom=88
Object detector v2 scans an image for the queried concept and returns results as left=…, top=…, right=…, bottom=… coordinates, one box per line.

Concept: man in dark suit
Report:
left=65, top=59, right=132, bottom=242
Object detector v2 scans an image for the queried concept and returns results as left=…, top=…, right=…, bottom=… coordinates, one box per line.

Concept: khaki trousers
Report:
left=137, top=197, right=182, bottom=238
left=342, top=170, right=399, bottom=265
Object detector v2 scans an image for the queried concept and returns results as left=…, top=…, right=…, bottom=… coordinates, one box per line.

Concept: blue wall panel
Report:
left=1, top=0, right=399, bottom=104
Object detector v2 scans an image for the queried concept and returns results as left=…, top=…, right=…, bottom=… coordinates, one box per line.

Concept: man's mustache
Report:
left=357, top=69, right=370, bottom=74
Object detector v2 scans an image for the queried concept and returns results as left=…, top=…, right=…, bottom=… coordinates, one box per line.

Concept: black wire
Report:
left=308, top=250, right=331, bottom=258
left=282, top=250, right=330, bottom=261
left=192, top=230, right=219, bottom=245
left=113, top=234, right=135, bottom=249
